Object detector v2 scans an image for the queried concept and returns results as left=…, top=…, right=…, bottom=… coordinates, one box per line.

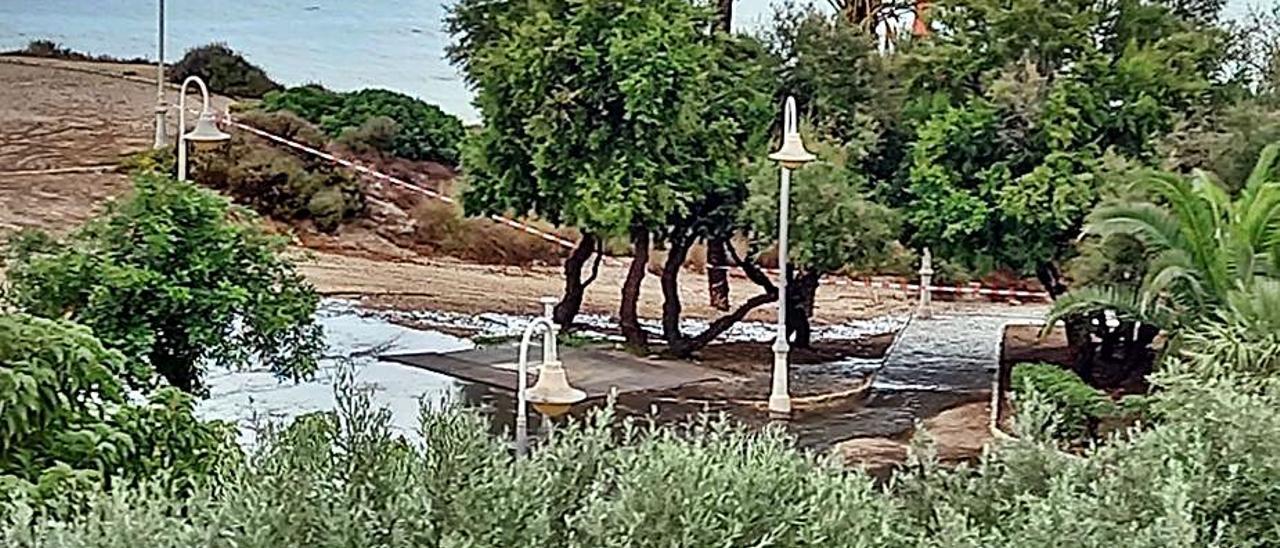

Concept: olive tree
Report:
left=450, top=0, right=775, bottom=351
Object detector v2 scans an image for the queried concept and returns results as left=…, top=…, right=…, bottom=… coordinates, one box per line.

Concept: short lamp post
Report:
left=766, top=96, right=816, bottom=418
left=176, top=76, right=230, bottom=181
left=918, top=247, right=934, bottom=319
left=514, top=297, right=587, bottom=457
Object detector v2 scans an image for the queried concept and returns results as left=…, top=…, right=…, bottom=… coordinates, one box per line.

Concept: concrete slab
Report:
left=382, top=343, right=726, bottom=399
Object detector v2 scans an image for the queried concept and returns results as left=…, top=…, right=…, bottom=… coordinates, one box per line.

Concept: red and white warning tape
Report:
left=227, top=117, right=1049, bottom=301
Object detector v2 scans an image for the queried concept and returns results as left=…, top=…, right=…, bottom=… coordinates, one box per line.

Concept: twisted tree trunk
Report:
left=706, top=236, right=731, bottom=311
left=787, top=270, right=822, bottom=348
left=553, top=233, right=600, bottom=328
left=661, top=234, right=693, bottom=346
left=620, top=226, right=650, bottom=352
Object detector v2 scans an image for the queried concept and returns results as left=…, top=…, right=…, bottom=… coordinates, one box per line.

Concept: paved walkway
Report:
left=875, top=308, right=1046, bottom=394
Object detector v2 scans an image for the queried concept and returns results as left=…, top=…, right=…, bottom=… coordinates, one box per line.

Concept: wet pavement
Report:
left=197, top=301, right=1036, bottom=452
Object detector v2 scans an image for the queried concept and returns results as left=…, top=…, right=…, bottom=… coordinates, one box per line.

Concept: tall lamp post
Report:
left=514, top=297, right=588, bottom=457
left=176, top=76, right=230, bottom=181
left=153, top=0, right=168, bottom=149
left=766, top=96, right=816, bottom=418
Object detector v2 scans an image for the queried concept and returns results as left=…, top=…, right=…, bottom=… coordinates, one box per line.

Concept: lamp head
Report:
left=525, top=360, right=586, bottom=417
left=768, top=131, right=816, bottom=170
left=183, top=109, right=231, bottom=149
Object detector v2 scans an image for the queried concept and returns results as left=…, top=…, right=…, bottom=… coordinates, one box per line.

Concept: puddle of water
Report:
left=198, top=301, right=987, bottom=452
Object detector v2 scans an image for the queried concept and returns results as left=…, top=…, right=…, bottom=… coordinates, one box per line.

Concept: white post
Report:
left=918, top=247, right=934, bottom=319
left=768, top=99, right=800, bottom=418
left=153, top=0, right=168, bottom=149
left=515, top=318, right=550, bottom=459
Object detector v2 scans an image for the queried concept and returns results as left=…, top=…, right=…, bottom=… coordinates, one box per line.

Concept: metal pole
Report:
left=176, top=76, right=211, bottom=182
left=153, top=0, right=168, bottom=149
left=768, top=98, right=799, bottom=418
left=515, top=318, right=552, bottom=458
left=918, top=247, right=934, bottom=319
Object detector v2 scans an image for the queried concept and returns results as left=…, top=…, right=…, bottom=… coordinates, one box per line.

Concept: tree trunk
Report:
left=706, top=236, right=731, bottom=311
left=787, top=270, right=822, bottom=348
left=1037, top=262, right=1096, bottom=383
left=716, top=0, right=733, bottom=33
left=661, top=235, right=692, bottom=346
left=553, top=233, right=599, bottom=328
left=620, top=226, right=650, bottom=352
left=664, top=240, right=779, bottom=358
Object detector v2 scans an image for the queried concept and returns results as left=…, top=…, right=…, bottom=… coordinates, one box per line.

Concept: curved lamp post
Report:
left=176, top=76, right=230, bottom=181
left=765, top=96, right=816, bottom=418
left=514, top=297, right=587, bottom=457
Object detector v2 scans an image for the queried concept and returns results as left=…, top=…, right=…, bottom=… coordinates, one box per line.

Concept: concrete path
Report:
left=875, top=308, right=1046, bottom=394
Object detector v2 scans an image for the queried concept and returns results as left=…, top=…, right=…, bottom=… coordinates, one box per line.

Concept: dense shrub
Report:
left=186, top=114, right=365, bottom=232
left=4, top=174, right=324, bottom=395
left=169, top=43, right=280, bottom=99
left=0, top=314, right=238, bottom=515
left=261, top=86, right=465, bottom=165
left=1012, top=362, right=1115, bottom=441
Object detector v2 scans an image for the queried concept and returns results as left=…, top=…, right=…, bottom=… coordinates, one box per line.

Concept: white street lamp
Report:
left=176, top=76, right=230, bottom=181
left=514, top=297, right=587, bottom=457
left=765, top=96, right=816, bottom=418
left=153, top=0, right=168, bottom=149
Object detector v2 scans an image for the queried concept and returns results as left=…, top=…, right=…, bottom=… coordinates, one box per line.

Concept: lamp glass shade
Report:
left=184, top=111, right=231, bottom=148
left=768, top=132, right=816, bottom=169
left=525, top=361, right=586, bottom=415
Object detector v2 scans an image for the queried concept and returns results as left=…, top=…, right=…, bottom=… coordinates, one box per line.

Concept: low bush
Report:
left=409, top=200, right=566, bottom=266
left=169, top=43, right=280, bottom=99
left=6, top=365, right=1280, bottom=546
left=2, top=40, right=150, bottom=64
left=1012, top=362, right=1115, bottom=442
left=187, top=125, right=365, bottom=233
left=261, top=86, right=465, bottom=165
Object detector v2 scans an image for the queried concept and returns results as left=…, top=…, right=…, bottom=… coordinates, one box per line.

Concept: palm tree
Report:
left=1048, top=143, right=1280, bottom=341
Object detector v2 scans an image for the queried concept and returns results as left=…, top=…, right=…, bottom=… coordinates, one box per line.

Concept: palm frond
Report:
left=1044, top=285, right=1172, bottom=333
left=1243, top=142, right=1280, bottom=196
left=1086, top=202, right=1182, bottom=251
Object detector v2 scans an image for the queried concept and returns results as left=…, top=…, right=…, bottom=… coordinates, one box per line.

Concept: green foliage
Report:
left=895, top=0, right=1238, bottom=275
left=261, top=86, right=465, bottom=165
left=1012, top=362, right=1115, bottom=441
left=743, top=145, right=901, bottom=276
left=1049, top=143, right=1280, bottom=336
left=169, top=43, right=281, bottom=99
left=11, top=359, right=1280, bottom=547
left=0, top=313, right=238, bottom=513
left=450, top=0, right=774, bottom=237
left=4, top=174, right=324, bottom=395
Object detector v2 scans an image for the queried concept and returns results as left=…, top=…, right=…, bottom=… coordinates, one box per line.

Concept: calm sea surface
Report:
left=0, top=0, right=1260, bottom=123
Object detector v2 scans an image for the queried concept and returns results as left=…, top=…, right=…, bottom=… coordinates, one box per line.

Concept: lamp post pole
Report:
left=153, top=0, right=168, bottom=149
left=514, top=297, right=586, bottom=458
left=766, top=96, right=816, bottom=418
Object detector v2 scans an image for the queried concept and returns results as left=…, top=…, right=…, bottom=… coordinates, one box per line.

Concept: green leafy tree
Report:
left=0, top=313, right=238, bottom=512
left=4, top=174, right=324, bottom=395
left=896, top=0, right=1239, bottom=280
left=450, top=0, right=775, bottom=350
